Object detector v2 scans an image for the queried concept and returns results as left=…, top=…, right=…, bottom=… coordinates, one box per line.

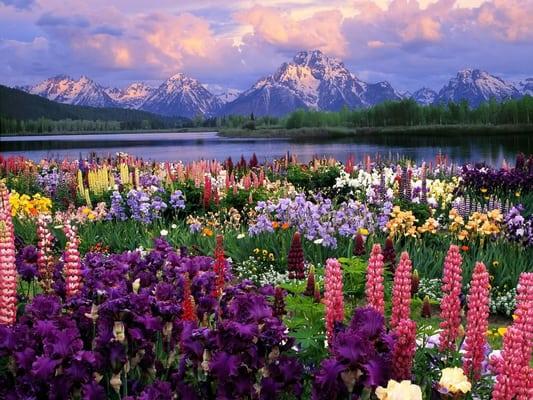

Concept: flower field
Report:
left=0, top=152, right=532, bottom=399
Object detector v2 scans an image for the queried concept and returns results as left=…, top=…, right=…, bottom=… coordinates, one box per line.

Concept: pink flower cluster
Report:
left=392, top=318, right=417, bottom=380
left=462, top=262, right=490, bottom=380
left=37, top=214, right=54, bottom=292
left=390, top=251, right=413, bottom=329
left=493, top=272, right=533, bottom=400
left=439, top=244, right=463, bottom=352
left=365, top=243, right=385, bottom=315
left=0, top=183, right=17, bottom=325
left=63, top=221, right=83, bottom=298
left=324, top=258, right=344, bottom=344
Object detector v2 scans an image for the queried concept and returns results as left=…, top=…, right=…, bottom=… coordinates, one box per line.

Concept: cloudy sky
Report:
left=1, top=0, right=532, bottom=92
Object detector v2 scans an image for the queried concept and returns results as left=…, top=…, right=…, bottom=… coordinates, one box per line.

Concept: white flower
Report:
left=313, top=238, right=324, bottom=244
left=237, top=233, right=245, bottom=239
left=160, top=229, right=168, bottom=236
left=171, top=224, right=177, bottom=229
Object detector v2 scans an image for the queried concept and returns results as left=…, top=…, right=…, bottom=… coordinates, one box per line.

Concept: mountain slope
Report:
left=27, top=75, right=117, bottom=108
left=221, top=50, right=402, bottom=116
left=105, top=82, right=155, bottom=109
left=518, top=78, right=533, bottom=96
left=434, top=69, right=521, bottom=107
left=411, top=88, right=437, bottom=106
left=0, top=85, right=189, bottom=125
left=140, top=73, right=222, bottom=118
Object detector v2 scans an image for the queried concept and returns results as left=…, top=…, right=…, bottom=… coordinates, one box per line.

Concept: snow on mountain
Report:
left=411, top=87, right=437, bottom=106
left=222, top=50, right=400, bottom=117
left=105, top=82, right=155, bottom=109
left=140, top=73, right=222, bottom=118
left=434, top=69, right=521, bottom=107
left=26, top=75, right=117, bottom=107
left=518, top=78, right=533, bottom=96
left=215, top=88, right=241, bottom=104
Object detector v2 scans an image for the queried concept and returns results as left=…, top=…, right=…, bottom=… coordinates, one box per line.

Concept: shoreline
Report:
left=218, top=124, right=533, bottom=139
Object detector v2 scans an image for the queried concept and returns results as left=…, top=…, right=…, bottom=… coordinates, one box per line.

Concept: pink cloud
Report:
left=235, top=6, right=347, bottom=56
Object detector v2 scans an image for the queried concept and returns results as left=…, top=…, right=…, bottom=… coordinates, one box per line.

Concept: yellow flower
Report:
left=358, top=228, right=369, bottom=236
left=480, top=188, right=488, bottom=193
left=492, top=261, right=499, bottom=268
left=376, top=380, right=422, bottom=400
left=439, top=367, right=471, bottom=394
left=497, top=327, right=507, bottom=337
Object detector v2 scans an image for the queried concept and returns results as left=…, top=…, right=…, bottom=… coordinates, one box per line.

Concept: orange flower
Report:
left=461, top=245, right=469, bottom=252
left=202, top=227, right=213, bottom=237
left=271, top=221, right=280, bottom=229
left=281, top=222, right=290, bottom=230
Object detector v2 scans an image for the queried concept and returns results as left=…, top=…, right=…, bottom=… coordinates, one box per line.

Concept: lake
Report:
left=1, top=131, right=531, bottom=165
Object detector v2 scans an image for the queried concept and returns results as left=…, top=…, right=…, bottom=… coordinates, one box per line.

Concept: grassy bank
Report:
left=219, top=124, right=533, bottom=139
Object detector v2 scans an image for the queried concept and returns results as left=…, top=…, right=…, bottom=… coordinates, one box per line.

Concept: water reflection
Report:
left=1, top=131, right=531, bottom=166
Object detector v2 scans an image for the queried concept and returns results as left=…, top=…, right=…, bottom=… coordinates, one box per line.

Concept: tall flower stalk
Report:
left=390, top=251, right=413, bottom=329
left=392, top=318, right=417, bottom=380
left=36, top=214, right=54, bottom=292
left=462, top=262, right=490, bottom=381
left=365, top=243, right=385, bottom=315
left=439, top=244, right=463, bottom=352
left=0, top=182, right=17, bottom=325
left=287, top=231, right=305, bottom=280
left=493, top=272, right=533, bottom=399
left=63, top=221, right=82, bottom=298
left=212, top=234, right=225, bottom=297
left=324, top=258, right=344, bottom=344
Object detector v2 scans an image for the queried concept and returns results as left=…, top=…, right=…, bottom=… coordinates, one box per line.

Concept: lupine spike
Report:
left=63, top=221, right=83, bottom=298
left=287, top=232, right=305, bottom=280
left=212, top=235, right=225, bottom=297
left=365, top=244, right=385, bottom=315
left=0, top=182, right=17, bottom=325
left=324, top=258, right=344, bottom=344
left=392, top=318, right=417, bottom=380
left=462, top=262, right=490, bottom=381
left=438, top=244, right=463, bottom=352
left=36, top=214, right=54, bottom=292
left=390, top=251, right=413, bottom=329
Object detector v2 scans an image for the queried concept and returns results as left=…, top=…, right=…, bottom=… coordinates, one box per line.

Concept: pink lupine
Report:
left=36, top=214, right=54, bottom=292
left=390, top=251, right=413, bottom=329
left=324, top=258, right=344, bottom=344
left=463, top=262, right=490, bottom=380
left=365, top=244, right=385, bottom=315
left=0, top=182, right=17, bottom=325
left=63, top=221, right=83, bottom=298
left=438, top=244, right=463, bottom=352
left=392, top=318, right=417, bottom=380
left=492, top=272, right=533, bottom=400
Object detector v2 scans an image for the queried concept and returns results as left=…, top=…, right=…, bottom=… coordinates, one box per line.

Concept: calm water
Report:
left=1, top=131, right=531, bottom=165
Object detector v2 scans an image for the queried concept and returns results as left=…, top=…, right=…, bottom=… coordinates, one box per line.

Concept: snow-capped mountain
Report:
left=215, top=89, right=241, bottom=104
left=140, top=73, right=222, bottom=118
left=411, top=87, right=437, bottom=106
left=518, top=78, right=533, bottom=96
left=105, top=82, right=155, bottom=109
left=434, top=69, right=521, bottom=107
left=26, top=75, right=117, bottom=107
left=222, top=50, right=401, bottom=117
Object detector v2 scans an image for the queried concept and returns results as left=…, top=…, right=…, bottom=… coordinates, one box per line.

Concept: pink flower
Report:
left=390, top=251, right=413, bottom=329
left=438, top=244, right=463, bottom=352
left=392, top=318, right=417, bottom=380
left=324, top=258, right=344, bottom=344
left=0, top=182, right=17, bottom=325
left=493, top=273, right=533, bottom=399
left=36, top=214, right=54, bottom=292
left=365, top=243, right=385, bottom=316
left=462, top=262, right=490, bottom=380
left=63, top=221, right=83, bottom=298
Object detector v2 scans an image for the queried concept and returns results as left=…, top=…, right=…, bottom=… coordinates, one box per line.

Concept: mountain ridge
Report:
left=16, top=51, right=533, bottom=117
